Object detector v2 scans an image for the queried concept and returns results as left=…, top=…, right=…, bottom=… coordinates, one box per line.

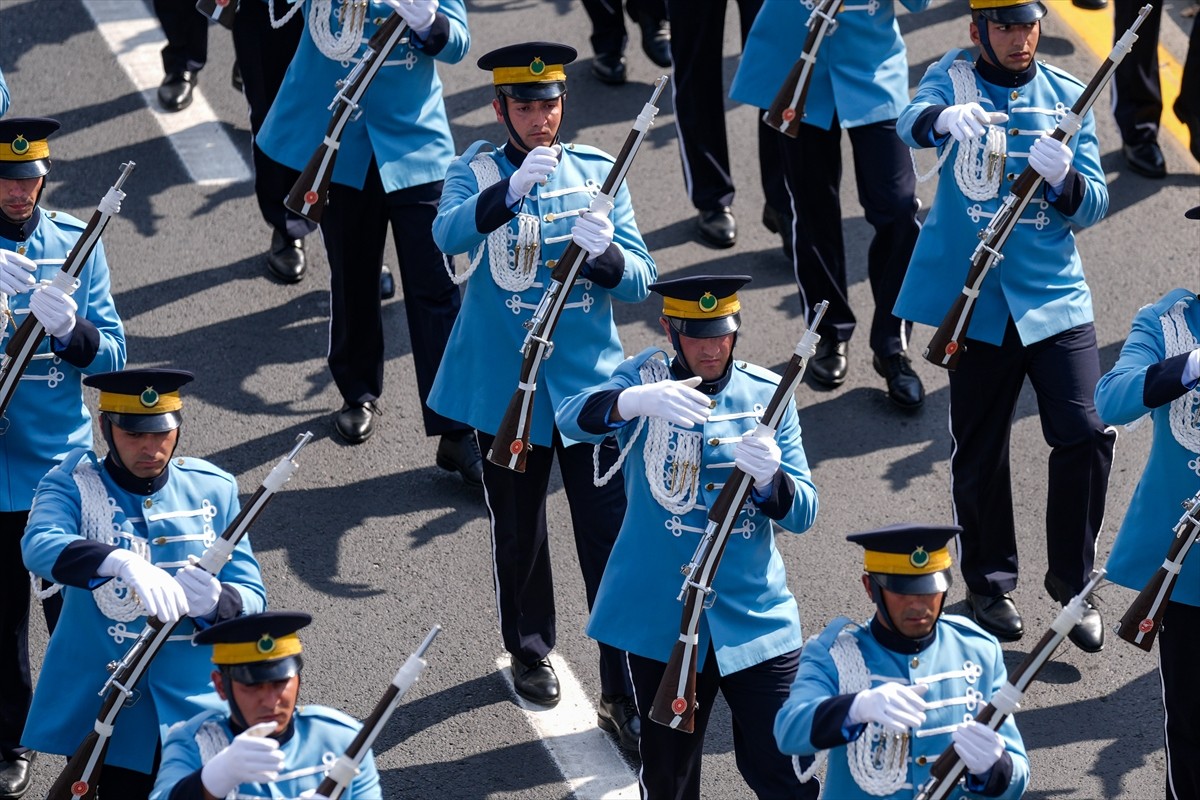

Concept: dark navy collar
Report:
left=870, top=615, right=938, bottom=655
left=104, top=452, right=170, bottom=496
left=669, top=354, right=733, bottom=395
left=504, top=141, right=527, bottom=166
left=0, top=206, right=40, bottom=242
left=976, top=54, right=1037, bottom=88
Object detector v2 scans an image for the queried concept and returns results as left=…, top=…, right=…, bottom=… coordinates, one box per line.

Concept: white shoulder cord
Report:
left=795, top=630, right=911, bottom=796
left=1159, top=298, right=1200, bottom=469
left=443, top=154, right=541, bottom=290
left=309, top=0, right=368, bottom=61
left=912, top=59, right=1006, bottom=201
left=267, top=0, right=304, bottom=29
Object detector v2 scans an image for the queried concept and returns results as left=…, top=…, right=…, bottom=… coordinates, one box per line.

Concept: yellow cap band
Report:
left=863, top=547, right=952, bottom=575
left=492, top=62, right=567, bottom=87
left=969, top=0, right=1030, bottom=9
left=662, top=293, right=741, bottom=320
left=2, top=137, right=49, bottom=162
left=98, top=389, right=183, bottom=415
left=212, top=632, right=303, bottom=665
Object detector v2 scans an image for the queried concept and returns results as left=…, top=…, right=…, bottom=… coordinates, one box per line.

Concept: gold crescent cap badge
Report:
left=256, top=634, right=276, bottom=655
left=10, top=135, right=29, bottom=156
left=909, top=546, right=930, bottom=569
left=139, top=387, right=159, bottom=408
left=698, top=292, right=718, bottom=314
left=530, top=57, right=546, bottom=76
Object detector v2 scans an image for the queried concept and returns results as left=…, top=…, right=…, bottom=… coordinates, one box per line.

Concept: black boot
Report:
left=436, top=431, right=483, bottom=488
left=598, top=694, right=641, bottom=753
left=873, top=352, right=925, bottom=411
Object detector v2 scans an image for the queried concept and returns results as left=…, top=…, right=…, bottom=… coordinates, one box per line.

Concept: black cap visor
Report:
left=499, top=82, right=567, bottom=101
left=871, top=569, right=952, bottom=595
left=978, top=1, right=1046, bottom=24
left=108, top=410, right=182, bottom=434
left=667, top=312, right=741, bottom=339
left=225, top=655, right=303, bottom=685
left=0, top=159, right=50, bottom=180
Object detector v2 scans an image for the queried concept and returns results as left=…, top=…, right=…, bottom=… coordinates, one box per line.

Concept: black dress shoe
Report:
left=967, top=592, right=1024, bottom=641
left=512, top=655, right=560, bottom=706
left=696, top=207, right=736, bottom=248
left=1071, top=0, right=1107, bottom=7
left=380, top=265, right=396, bottom=300
left=809, top=338, right=848, bottom=388
left=598, top=693, right=641, bottom=753
left=1174, top=97, right=1200, bottom=162
left=873, top=352, right=925, bottom=411
left=231, top=60, right=243, bottom=94
left=0, top=752, right=34, bottom=799
left=1122, top=141, right=1166, bottom=179
left=436, top=431, right=483, bottom=488
left=591, top=52, right=627, bottom=86
left=266, top=230, right=306, bottom=283
left=762, top=203, right=794, bottom=262
left=638, top=15, right=672, bottom=69
left=1044, top=572, right=1104, bottom=653
left=157, top=70, right=197, bottom=112
left=334, top=401, right=380, bottom=445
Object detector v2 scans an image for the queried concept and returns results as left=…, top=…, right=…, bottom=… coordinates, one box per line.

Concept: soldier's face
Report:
left=110, top=425, right=179, bottom=479
left=215, top=671, right=301, bottom=735
left=495, top=96, right=563, bottom=152
left=0, top=176, right=43, bottom=222
left=971, top=19, right=1040, bottom=72
left=865, top=576, right=942, bottom=638
left=668, top=323, right=734, bottom=383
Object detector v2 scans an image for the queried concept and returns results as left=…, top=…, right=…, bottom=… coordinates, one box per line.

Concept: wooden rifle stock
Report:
left=285, top=15, right=410, bottom=223
left=1116, top=488, right=1200, bottom=651
left=762, top=0, right=841, bottom=137
left=649, top=301, right=828, bottom=732
left=311, top=625, right=440, bottom=799
left=487, top=75, right=670, bottom=472
left=923, top=4, right=1153, bottom=371
left=0, top=162, right=135, bottom=421
left=45, top=433, right=312, bottom=799
left=913, top=569, right=1106, bottom=800
left=194, top=0, right=238, bottom=29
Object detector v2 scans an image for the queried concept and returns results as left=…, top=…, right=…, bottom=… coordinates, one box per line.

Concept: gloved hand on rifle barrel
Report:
left=934, top=103, right=1009, bottom=143
left=733, top=433, right=782, bottom=490
left=1028, top=134, right=1072, bottom=191
left=952, top=719, right=1006, bottom=776
left=380, top=0, right=438, bottom=36
left=505, top=145, right=560, bottom=206
left=616, top=375, right=710, bottom=427
left=28, top=284, right=77, bottom=342
left=0, top=249, right=37, bottom=297
left=176, top=562, right=222, bottom=620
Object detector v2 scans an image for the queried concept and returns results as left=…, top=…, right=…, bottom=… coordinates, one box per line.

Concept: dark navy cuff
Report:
left=580, top=244, right=625, bottom=289
left=1143, top=352, right=1192, bottom=408
left=167, top=770, right=208, bottom=800
left=410, top=13, right=449, bottom=56
left=913, top=105, right=949, bottom=148
left=52, top=316, right=100, bottom=368
left=811, top=694, right=861, bottom=749
left=477, top=179, right=517, bottom=234
left=964, top=750, right=1014, bottom=796
left=1045, top=167, right=1084, bottom=217
left=578, top=389, right=626, bottom=436
left=194, top=584, right=246, bottom=629
left=752, top=470, right=796, bottom=521
left=52, top=539, right=117, bottom=588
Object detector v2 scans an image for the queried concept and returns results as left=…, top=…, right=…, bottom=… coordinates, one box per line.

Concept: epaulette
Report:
left=627, top=346, right=670, bottom=369
left=735, top=360, right=783, bottom=386
left=1037, top=61, right=1087, bottom=90
left=168, top=456, right=235, bottom=482
left=458, top=140, right=496, bottom=165
left=296, top=704, right=361, bottom=730
left=813, top=616, right=859, bottom=650
left=41, top=209, right=87, bottom=230
left=933, top=49, right=972, bottom=75
left=562, top=142, right=616, bottom=162
left=1146, top=288, right=1195, bottom=317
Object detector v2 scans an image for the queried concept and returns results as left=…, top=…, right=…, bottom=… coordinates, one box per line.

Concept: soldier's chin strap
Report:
left=497, top=91, right=565, bottom=154
left=976, top=13, right=1040, bottom=76
left=99, top=414, right=178, bottom=495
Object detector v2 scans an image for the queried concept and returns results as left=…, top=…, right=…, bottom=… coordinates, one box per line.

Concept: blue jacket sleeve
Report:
left=1095, top=302, right=1171, bottom=425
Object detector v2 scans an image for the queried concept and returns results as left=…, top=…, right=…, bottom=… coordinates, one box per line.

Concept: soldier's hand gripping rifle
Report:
left=762, top=0, right=842, bottom=137
left=488, top=75, right=669, bottom=472
left=649, top=301, right=828, bottom=733
left=0, top=161, right=134, bottom=421
left=195, top=0, right=239, bottom=30
left=309, top=625, right=441, bottom=799
left=1116, top=486, right=1200, bottom=650
left=913, top=569, right=1106, bottom=800
left=285, top=15, right=412, bottom=223
left=46, top=432, right=313, bottom=800
left=923, top=4, right=1152, bottom=371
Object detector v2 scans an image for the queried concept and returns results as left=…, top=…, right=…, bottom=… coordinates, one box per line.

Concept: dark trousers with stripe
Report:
left=664, top=0, right=787, bottom=215
left=581, top=0, right=667, bottom=56
left=948, top=321, right=1115, bottom=596
left=152, top=0, right=207, bottom=75
left=1160, top=601, right=1200, bottom=800
left=628, top=647, right=816, bottom=800
left=1112, top=0, right=1162, bottom=147
left=477, top=431, right=632, bottom=697
left=777, top=119, right=919, bottom=355
left=320, top=171, right=466, bottom=436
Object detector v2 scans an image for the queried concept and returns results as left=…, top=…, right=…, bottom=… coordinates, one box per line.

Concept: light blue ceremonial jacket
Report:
left=556, top=347, right=817, bottom=674
left=0, top=66, right=9, bottom=115
left=1096, top=289, right=1200, bottom=607
left=775, top=614, right=1029, bottom=800
left=730, top=0, right=931, bottom=130
left=429, top=141, right=656, bottom=446
left=894, top=51, right=1108, bottom=346
left=21, top=450, right=266, bottom=773
left=1, top=210, right=125, bottom=511
left=151, top=705, right=381, bottom=800
left=257, top=0, right=468, bottom=192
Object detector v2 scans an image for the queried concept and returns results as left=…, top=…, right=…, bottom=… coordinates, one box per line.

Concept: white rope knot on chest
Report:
left=1160, top=298, right=1200, bottom=472
left=308, top=0, right=369, bottom=61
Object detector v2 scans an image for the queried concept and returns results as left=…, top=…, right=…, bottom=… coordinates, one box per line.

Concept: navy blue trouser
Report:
left=1160, top=601, right=1200, bottom=800
left=948, top=321, right=1115, bottom=596
left=152, top=0, right=207, bottom=75
left=580, top=0, right=667, bottom=56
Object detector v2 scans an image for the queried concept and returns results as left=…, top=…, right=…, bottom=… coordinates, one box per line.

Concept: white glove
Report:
left=381, top=0, right=438, bottom=35
left=97, top=549, right=190, bottom=624
left=616, top=375, right=710, bottom=427
left=1182, top=348, right=1200, bottom=386
left=934, top=103, right=1009, bottom=143
left=952, top=720, right=1005, bottom=775
left=847, top=682, right=928, bottom=733
left=571, top=210, right=615, bottom=261
left=1028, top=134, right=1072, bottom=189
left=506, top=145, right=559, bottom=205
left=28, top=284, right=77, bottom=341
left=0, top=250, right=36, bottom=296
left=734, top=433, right=782, bottom=489
left=175, top=563, right=222, bottom=619
left=200, top=722, right=285, bottom=798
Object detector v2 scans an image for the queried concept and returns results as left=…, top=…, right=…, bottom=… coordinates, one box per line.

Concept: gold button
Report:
left=176, top=458, right=185, bottom=466
left=48, top=211, right=57, bottom=218
left=546, top=259, right=557, bottom=268
left=705, top=483, right=715, bottom=491
left=1009, top=128, right=1018, bottom=136
left=153, top=536, right=167, bottom=544
left=567, top=143, right=576, bottom=150
left=911, top=657, right=920, bottom=668
left=143, top=498, right=153, bottom=509
left=16, top=245, right=26, bottom=255
left=1007, top=173, right=1016, bottom=181
left=916, top=755, right=928, bottom=766
left=708, top=438, right=720, bottom=446
left=708, top=399, right=717, bottom=409
left=1010, top=90, right=1019, bottom=100
left=544, top=213, right=555, bottom=222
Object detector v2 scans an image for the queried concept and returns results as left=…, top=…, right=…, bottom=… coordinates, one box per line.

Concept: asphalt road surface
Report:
left=2, top=0, right=1199, bottom=797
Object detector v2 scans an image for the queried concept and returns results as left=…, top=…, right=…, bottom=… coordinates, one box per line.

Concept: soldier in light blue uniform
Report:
left=0, top=116, right=125, bottom=798
left=556, top=275, right=817, bottom=799
left=256, top=0, right=480, bottom=476
left=429, top=42, right=654, bottom=746
left=151, top=611, right=381, bottom=800
left=893, top=0, right=1114, bottom=652
left=0, top=68, right=8, bottom=116
left=1094, top=235, right=1200, bottom=799
left=21, top=369, right=265, bottom=799
left=775, top=524, right=1028, bottom=800
left=730, top=0, right=930, bottom=409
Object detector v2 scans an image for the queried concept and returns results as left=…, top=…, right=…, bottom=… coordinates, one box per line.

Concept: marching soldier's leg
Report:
left=0, top=513, right=33, bottom=795
left=151, top=0, right=206, bottom=112
left=1159, top=601, right=1200, bottom=799
left=1112, top=0, right=1165, bottom=177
